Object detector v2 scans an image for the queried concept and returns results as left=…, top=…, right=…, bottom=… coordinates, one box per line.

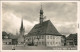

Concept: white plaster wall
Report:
left=26, top=35, right=64, bottom=46
left=46, top=35, right=62, bottom=46
left=38, top=35, right=46, bottom=45
left=27, top=35, right=46, bottom=45
left=54, top=36, right=62, bottom=46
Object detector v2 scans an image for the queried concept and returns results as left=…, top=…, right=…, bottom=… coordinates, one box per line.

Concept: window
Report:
left=50, top=42, right=52, bottom=45
left=37, top=36, right=39, bottom=38
left=9, top=42, right=11, bottom=44
left=47, top=36, right=49, bottom=39
left=39, top=42, right=41, bottom=44
left=51, top=36, right=52, bottom=39
left=26, top=38, right=27, bottom=40
left=6, top=42, right=7, bottom=44
left=69, top=42, right=73, bottom=45
left=56, top=42, right=58, bottom=44
left=47, top=42, right=49, bottom=45
left=41, top=35, right=44, bottom=39
left=53, top=42, right=54, bottom=44
left=53, top=36, right=55, bottom=39
left=59, top=42, right=61, bottom=44
left=35, top=36, right=37, bottom=39
left=39, top=36, right=41, bottom=39
left=42, top=42, right=44, bottom=45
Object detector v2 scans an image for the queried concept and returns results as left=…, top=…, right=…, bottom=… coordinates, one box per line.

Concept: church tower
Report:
left=18, top=17, right=25, bottom=44
left=40, top=4, right=44, bottom=24
left=20, top=17, right=25, bottom=35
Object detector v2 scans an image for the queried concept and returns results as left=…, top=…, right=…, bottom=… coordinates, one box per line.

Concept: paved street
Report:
left=2, top=45, right=77, bottom=50
left=2, top=45, right=53, bottom=50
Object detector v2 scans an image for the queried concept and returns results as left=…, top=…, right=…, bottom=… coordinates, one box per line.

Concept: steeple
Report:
left=20, top=17, right=25, bottom=35
left=21, top=17, right=23, bottom=28
left=40, top=3, right=44, bottom=24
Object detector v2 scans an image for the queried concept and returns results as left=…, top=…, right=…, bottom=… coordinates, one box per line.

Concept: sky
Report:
left=2, top=2, right=77, bottom=36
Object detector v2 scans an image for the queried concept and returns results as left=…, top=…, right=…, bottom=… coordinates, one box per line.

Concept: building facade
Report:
left=26, top=35, right=65, bottom=46
left=66, top=33, right=77, bottom=46
left=3, top=39, right=12, bottom=45
left=25, top=5, right=65, bottom=47
left=2, top=32, right=12, bottom=45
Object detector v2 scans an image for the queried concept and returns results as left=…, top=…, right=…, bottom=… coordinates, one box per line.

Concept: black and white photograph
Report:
left=2, top=1, right=77, bottom=50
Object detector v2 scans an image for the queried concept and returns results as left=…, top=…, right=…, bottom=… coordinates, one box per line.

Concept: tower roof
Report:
left=20, top=17, right=23, bottom=29
left=20, top=17, right=25, bottom=34
left=40, top=3, right=44, bottom=24
left=27, top=20, right=61, bottom=36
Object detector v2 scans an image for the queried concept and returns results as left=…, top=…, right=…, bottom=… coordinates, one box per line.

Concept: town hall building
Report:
left=25, top=5, right=65, bottom=47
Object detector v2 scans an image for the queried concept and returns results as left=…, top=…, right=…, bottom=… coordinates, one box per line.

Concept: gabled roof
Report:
left=27, top=20, right=61, bottom=36
left=67, top=33, right=77, bottom=40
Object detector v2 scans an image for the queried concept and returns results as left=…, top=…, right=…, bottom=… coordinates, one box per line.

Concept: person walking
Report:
left=12, top=45, right=15, bottom=50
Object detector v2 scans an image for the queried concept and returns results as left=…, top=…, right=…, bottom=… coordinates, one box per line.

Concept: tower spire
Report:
left=40, top=3, right=44, bottom=24
left=20, top=17, right=24, bottom=35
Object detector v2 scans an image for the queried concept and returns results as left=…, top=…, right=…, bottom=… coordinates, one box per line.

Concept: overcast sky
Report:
left=2, top=2, right=77, bottom=36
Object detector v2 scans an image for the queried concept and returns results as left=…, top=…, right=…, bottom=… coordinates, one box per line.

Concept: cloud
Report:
left=54, top=22, right=77, bottom=35
left=2, top=2, right=77, bottom=35
left=2, top=2, right=41, bottom=22
left=2, top=12, right=38, bottom=34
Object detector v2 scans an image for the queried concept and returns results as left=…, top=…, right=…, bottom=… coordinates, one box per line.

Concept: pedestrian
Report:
left=12, top=45, right=15, bottom=50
